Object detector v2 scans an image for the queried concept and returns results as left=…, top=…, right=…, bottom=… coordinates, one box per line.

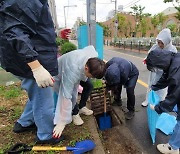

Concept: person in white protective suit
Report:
left=141, top=28, right=177, bottom=107
left=52, top=46, right=106, bottom=138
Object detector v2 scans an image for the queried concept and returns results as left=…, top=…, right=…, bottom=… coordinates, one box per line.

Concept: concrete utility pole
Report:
left=87, top=0, right=96, bottom=48
left=111, top=0, right=118, bottom=43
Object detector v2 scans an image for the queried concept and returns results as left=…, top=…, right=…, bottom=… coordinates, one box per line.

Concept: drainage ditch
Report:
left=90, top=87, right=142, bottom=154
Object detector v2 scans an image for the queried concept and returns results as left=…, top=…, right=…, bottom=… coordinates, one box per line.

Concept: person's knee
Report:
left=127, top=87, right=135, bottom=95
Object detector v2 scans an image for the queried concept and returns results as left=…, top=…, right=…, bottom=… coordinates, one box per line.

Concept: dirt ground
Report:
left=0, top=83, right=142, bottom=154
left=100, top=126, right=142, bottom=154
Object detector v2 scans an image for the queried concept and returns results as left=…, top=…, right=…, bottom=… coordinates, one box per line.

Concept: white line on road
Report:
left=107, top=49, right=145, bottom=60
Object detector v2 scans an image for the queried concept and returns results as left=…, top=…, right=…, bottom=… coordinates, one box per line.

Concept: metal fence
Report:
left=105, top=36, right=180, bottom=52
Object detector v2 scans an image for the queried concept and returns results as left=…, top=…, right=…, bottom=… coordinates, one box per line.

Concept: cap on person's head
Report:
left=105, top=63, right=120, bottom=87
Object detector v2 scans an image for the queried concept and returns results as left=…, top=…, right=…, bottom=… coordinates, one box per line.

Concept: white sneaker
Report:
left=72, top=114, right=84, bottom=126
left=141, top=100, right=148, bottom=107
left=79, top=107, right=93, bottom=116
left=157, top=143, right=179, bottom=154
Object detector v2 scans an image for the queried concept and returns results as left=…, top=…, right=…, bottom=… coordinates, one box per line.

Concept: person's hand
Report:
left=32, top=65, right=54, bottom=88
left=150, top=104, right=155, bottom=110
left=53, top=124, right=65, bottom=138
left=151, top=85, right=159, bottom=91
left=143, top=58, right=147, bottom=64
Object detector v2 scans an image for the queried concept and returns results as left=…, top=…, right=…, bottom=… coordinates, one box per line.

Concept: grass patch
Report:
left=0, top=106, right=6, bottom=112
left=4, top=87, right=22, bottom=99
left=0, top=83, right=94, bottom=153
left=9, top=107, right=22, bottom=121
left=0, top=86, right=5, bottom=95
left=0, top=85, right=22, bottom=99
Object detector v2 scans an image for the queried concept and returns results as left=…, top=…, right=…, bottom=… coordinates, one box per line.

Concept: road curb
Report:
left=88, top=116, right=105, bottom=154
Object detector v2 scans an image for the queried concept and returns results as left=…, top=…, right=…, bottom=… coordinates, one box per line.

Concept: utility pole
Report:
left=111, top=0, right=118, bottom=43
left=87, top=0, right=96, bottom=48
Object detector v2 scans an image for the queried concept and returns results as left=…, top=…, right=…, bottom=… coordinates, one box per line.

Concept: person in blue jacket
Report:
left=105, top=57, right=139, bottom=120
left=146, top=50, right=180, bottom=154
left=0, top=0, right=62, bottom=144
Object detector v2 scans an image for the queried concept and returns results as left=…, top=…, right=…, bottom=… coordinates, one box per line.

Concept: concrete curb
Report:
left=88, top=116, right=105, bottom=154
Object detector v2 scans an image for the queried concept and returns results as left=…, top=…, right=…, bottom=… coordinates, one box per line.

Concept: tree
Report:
left=117, top=14, right=127, bottom=37
left=164, top=0, right=180, bottom=20
left=140, top=18, right=151, bottom=37
left=151, top=15, right=159, bottom=30
left=127, top=21, right=133, bottom=37
left=97, top=22, right=111, bottom=37
left=167, top=23, right=177, bottom=36
left=157, top=13, right=168, bottom=30
left=79, top=20, right=86, bottom=26
left=130, top=5, right=145, bottom=22
left=151, top=13, right=168, bottom=31
left=130, top=5, right=145, bottom=34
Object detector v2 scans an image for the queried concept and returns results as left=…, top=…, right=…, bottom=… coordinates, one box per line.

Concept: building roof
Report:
left=161, top=7, right=178, bottom=15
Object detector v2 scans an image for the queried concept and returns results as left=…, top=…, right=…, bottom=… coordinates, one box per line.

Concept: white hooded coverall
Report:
left=53, top=45, right=98, bottom=125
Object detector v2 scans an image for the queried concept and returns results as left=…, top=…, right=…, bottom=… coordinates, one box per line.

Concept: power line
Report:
left=124, top=0, right=141, bottom=9
left=124, top=0, right=137, bottom=8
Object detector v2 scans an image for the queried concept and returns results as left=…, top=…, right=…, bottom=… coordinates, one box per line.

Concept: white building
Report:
left=106, top=5, right=126, bottom=20
left=106, top=10, right=115, bottom=20
left=72, top=17, right=83, bottom=39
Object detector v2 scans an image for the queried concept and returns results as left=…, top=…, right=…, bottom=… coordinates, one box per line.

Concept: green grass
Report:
left=4, top=87, right=22, bottom=99
left=0, top=85, right=22, bottom=99
left=0, top=86, right=5, bottom=94
left=0, top=106, right=6, bottom=112
left=9, top=106, right=22, bottom=121
left=0, top=83, right=94, bottom=153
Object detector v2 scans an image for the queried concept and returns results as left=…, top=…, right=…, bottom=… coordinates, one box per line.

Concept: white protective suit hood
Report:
left=149, top=28, right=177, bottom=53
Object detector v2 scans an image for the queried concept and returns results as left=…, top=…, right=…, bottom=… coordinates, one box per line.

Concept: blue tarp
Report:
left=147, top=90, right=160, bottom=144
left=147, top=90, right=177, bottom=144
left=156, top=113, right=177, bottom=135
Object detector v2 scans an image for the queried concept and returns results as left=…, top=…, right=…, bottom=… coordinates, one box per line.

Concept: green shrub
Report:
left=56, top=37, right=69, bottom=46
left=61, top=42, right=77, bottom=55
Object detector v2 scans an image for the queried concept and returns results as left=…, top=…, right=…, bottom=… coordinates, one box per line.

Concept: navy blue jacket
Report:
left=146, top=50, right=180, bottom=120
left=0, top=0, right=58, bottom=78
left=105, top=57, right=139, bottom=88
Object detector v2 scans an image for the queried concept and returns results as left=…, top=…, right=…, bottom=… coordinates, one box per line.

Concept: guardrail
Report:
left=105, top=39, right=180, bottom=52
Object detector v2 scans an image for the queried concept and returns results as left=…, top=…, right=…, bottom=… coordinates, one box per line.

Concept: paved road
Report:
left=104, top=48, right=169, bottom=154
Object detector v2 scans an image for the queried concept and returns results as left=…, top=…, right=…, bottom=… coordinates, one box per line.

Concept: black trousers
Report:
left=113, top=73, right=138, bottom=112
left=72, top=78, right=93, bottom=115
left=113, top=85, right=135, bottom=111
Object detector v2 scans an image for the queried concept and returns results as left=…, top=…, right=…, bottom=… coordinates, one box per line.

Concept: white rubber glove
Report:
left=32, top=65, right=54, bottom=88
left=53, top=124, right=65, bottom=138
left=150, top=104, right=155, bottom=110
